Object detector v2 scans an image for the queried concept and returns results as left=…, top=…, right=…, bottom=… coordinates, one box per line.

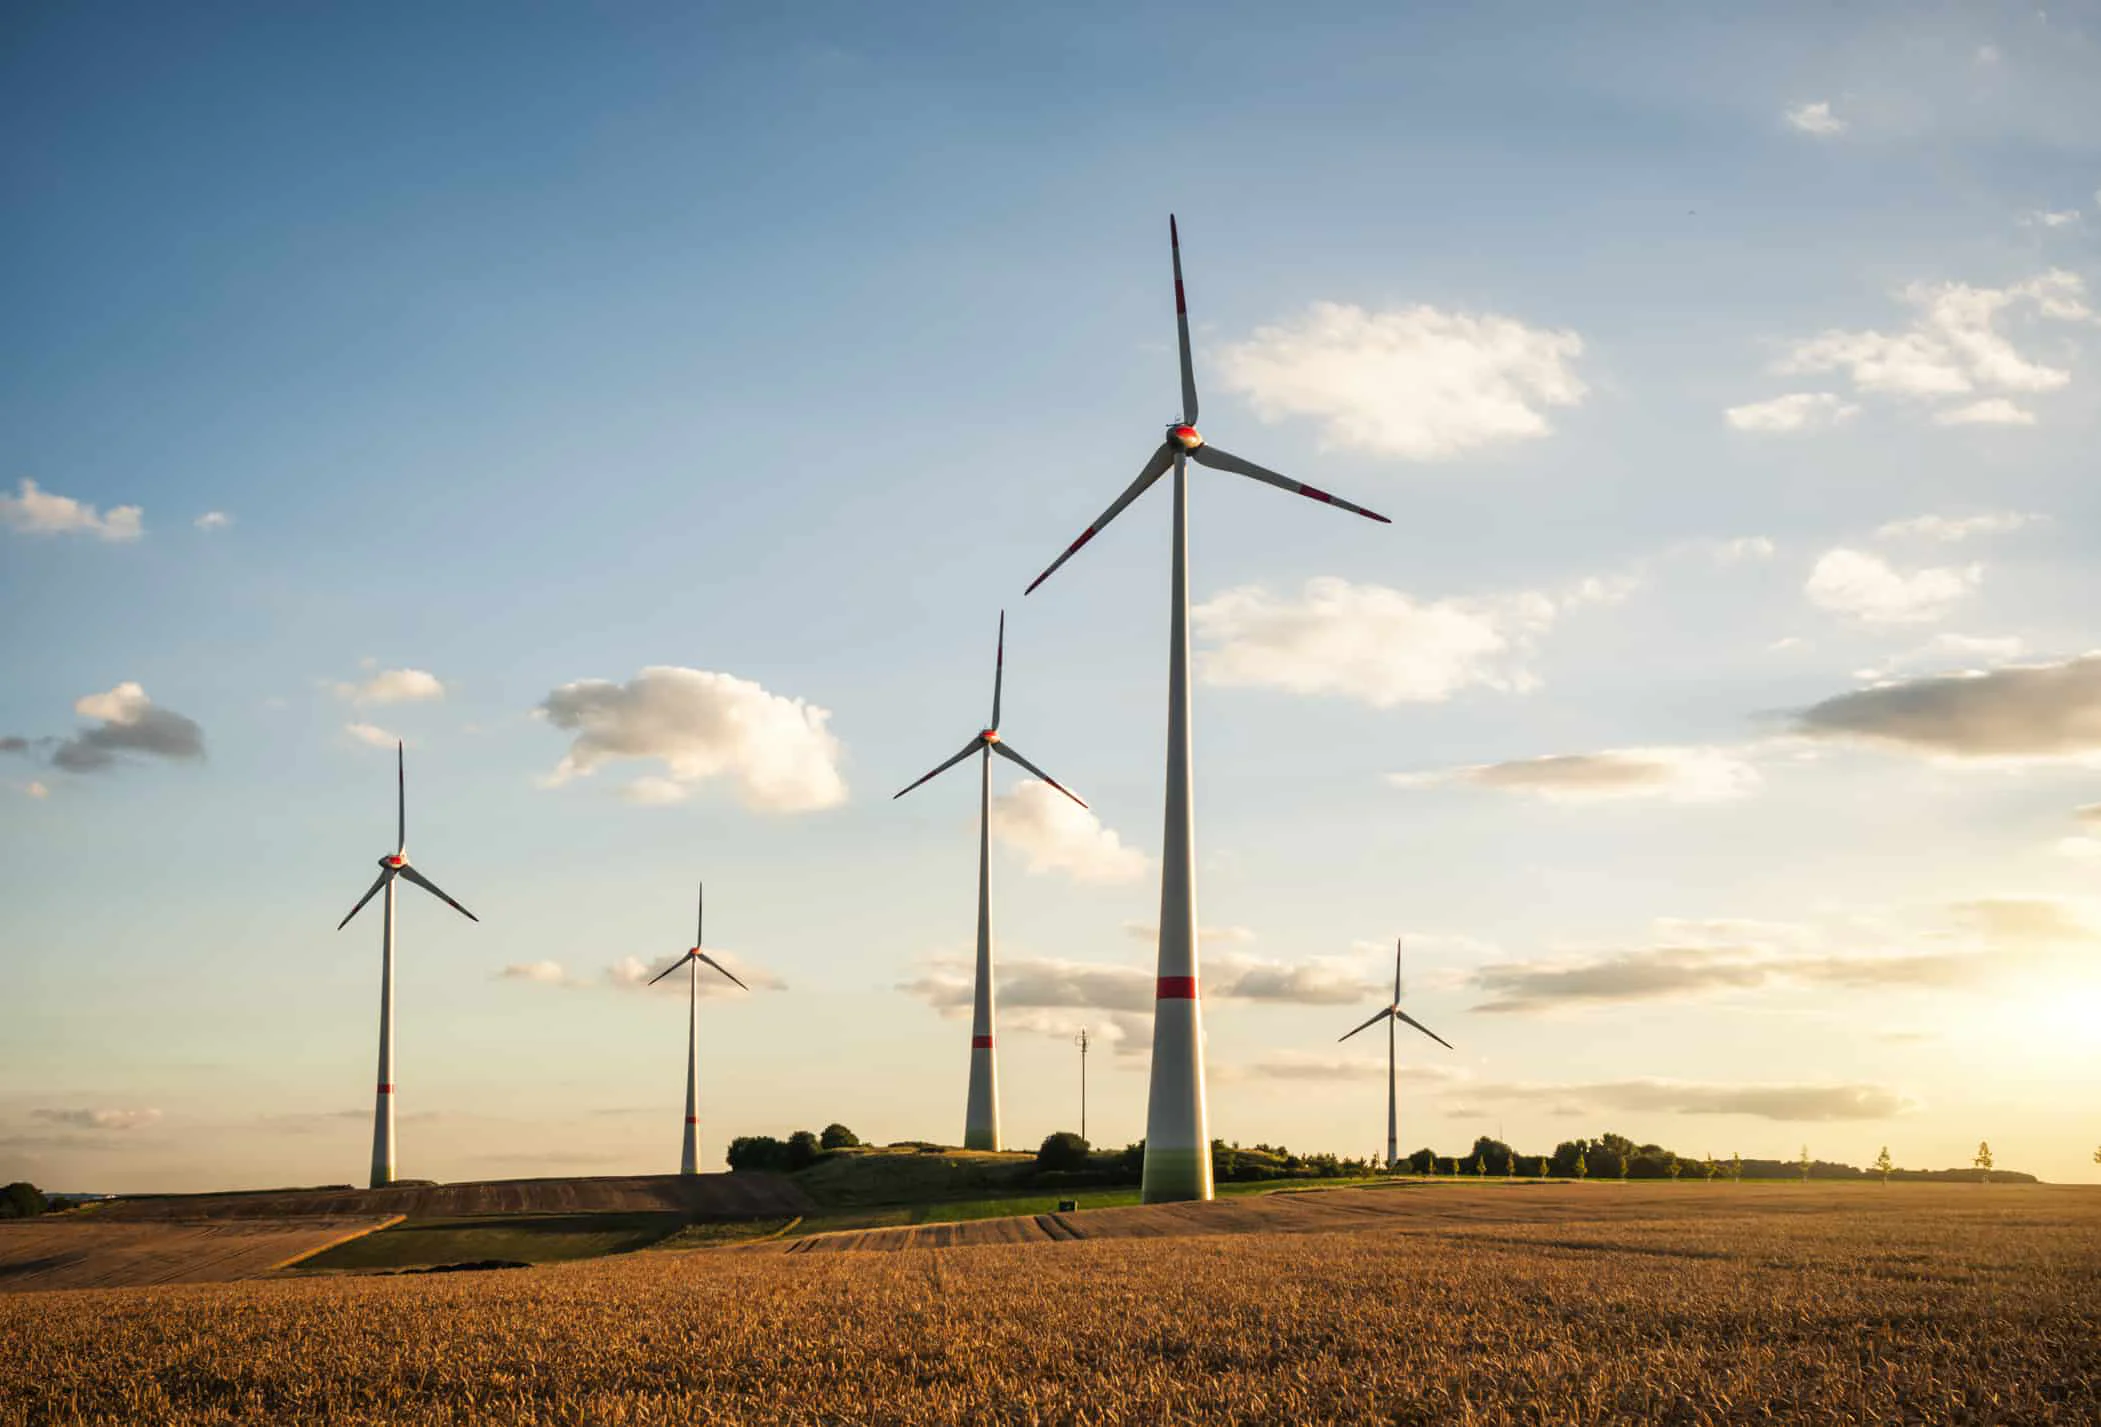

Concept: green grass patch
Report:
left=295, top=1212, right=688, bottom=1272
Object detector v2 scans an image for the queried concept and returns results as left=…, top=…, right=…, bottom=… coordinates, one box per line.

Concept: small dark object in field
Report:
left=402, top=1259, right=532, bottom=1275
left=1058, top=1200, right=1079, bottom=1213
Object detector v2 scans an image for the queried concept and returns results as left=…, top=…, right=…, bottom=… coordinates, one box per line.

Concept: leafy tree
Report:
left=1549, top=1139, right=1588, bottom=1178
left=1472, top=1155, right=1486, bottom=1178
left=1035, top=1131, right=1090, bottom=1172
left=786, top=1129, right=822, bottom=1172
left=1667, top=1157, right=1683, bottom=1182
left=1797, top=1145, right=1813, bottom=1183
left=1, top=1183, right=46, bottom=1219
left=1730, top=1151, right=1743, bottom=1183
left=1571, top=1147, right=1588, bottom=1182
left=2093, top=1146, right=2100, bottom=1166
left=1407, top=1147, right=1436, bottom=1175
left=1874, top=1146, right=1894, bottom=1184
left=1535, top=1156, right=1549, bottom=1178
left=819, top=1123, right=861, bottom=1150
left=725, top=1135, right=789, bottom=1173
left=1974, top=1141, right=1993, bottom=1184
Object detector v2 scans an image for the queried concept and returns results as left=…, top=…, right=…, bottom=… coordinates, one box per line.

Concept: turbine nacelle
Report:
left=981, top=729, right=1000, bottom=744
left=1169, top=423, right=1204, bottom=450
left=382, top=854, right=407, bottom=869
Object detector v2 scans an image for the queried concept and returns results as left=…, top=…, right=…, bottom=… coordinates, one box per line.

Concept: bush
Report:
left=785, top=1130, right=822, bottom=1171
left=1035, top=1132, right=1091, bottom=1173
left=1, top=1183, right=46, bottom=1219
left=819, top=1123, right=861, bottom=1150
left=726, top=1135, right=790, bottom=1173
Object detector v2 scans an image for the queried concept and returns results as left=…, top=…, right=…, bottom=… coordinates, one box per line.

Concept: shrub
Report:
left=1, top=1183, right=45, bottom=1219
left=726, top=1136, right=790, bottom=1173
left=819, top=1124, right=861, bottom=1150
left=1036, top=1132, right=1091, bottom=1173
left=785, top=1131, right=822, bottom=1172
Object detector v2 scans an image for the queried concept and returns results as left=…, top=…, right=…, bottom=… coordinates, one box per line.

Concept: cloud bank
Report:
left=1, top=479, right=143, bottom=541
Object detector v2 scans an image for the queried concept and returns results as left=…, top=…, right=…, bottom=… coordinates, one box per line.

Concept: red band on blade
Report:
left=1157, top=976, right=1198, bottom=999
left=1176, top=280, right=1187, bottom=314
left=972, top=1035, right=993, bottom=1049
left=377, top=1084, right=395, bottom=1093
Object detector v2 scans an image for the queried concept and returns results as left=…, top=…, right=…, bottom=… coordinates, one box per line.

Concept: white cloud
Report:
left=1123, top=922, right=1257, bottom=947
left=1775, top=272, right=2091, bottom=415
left=344, top=722, right=398, bottom=749
left=1723, top=392, right=1859, bottom=433
left=1853, top=632, right=2026, bottom=682
left=991, top=780, right=1148, bottom=883
left=1804, top=548, right=1979, bottom=625
left=31, top=1108, right=162, bottom=1131
left=605, top=951, right=779, bottom=995
left=1874, top=511, right=2036, bottom=542
left=1932, top=398, right=2035, bottom=426
left=1784, top=101, right=1847, bottom=136
left=193, top=511, right=232, bottom=532
left=1710, top=536, right=1777, bottom=563
left=336, top=668, right=446, bottom=706
left=1214, top=301, right=1585, bottom=459
left=2020, top=209, right=2081, bottom=229
left=53, top=683, right=206, bottom=772
left=1396, top=746, right=1760, bottom=803
left=1193, top=576, right=1583, bottom=707
left=497, top=960, right=582, bottom=987
left=1, top=479, right=143, bottom=541
left=538, top=666, right=847, bottom=813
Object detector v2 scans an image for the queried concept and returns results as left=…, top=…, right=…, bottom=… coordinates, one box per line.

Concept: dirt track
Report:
left=95, top=1171, right=812, bottom=1222
left=0, top=1216, right=396, bottom=1293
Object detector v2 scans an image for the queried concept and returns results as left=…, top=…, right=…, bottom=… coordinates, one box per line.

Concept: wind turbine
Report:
left=1025, top=217, right=1390, bottom=1202
left=335, top=741, right=477, bottom=1189
left=1340, top=937, right=1452, bottom=1171
left=894, top=612, right=1085, bottom=1152
left=645, top=883, right=750, bottom=1176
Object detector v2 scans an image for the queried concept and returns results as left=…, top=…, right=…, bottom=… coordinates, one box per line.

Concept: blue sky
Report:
left=5, top=1, right=2100, bottom=1191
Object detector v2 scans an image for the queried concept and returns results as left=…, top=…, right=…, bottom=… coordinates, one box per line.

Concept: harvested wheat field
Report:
left=0, top=1217, right=395, bottom=1294
left=1, top=1182, right=2095, bottom=1426
left=92, top=1171, right=811, bottom=1223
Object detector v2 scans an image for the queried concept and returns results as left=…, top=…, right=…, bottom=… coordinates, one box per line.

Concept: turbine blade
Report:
left=989, top=739, right=1086, bottom=809
left=336, top=870, right=393, bottom=931
left=1395, top=1007, right=1453, bottom=1051
left=1023, top=442, right=1174, bottom=595
left=647, top=951, right=693, bottom=986
left=398, top=865, right=479, bottom=923
left=990, top=610, right=1005, bottom=731
left=695, top=951, right=750, bottom=992
left=1338, top=1006, right=1394, bottom=1043
left=1394, top=937, right=1403, bottom=1005
left=396, top=741, right=406, bottom=855
left=695, top=882, right=705, bottom=948
left=892, top=737, right=984, bottom=800
left=1171, top=214, right=1198, bottom=424
left=1189, top=443, right=1391, bottom=524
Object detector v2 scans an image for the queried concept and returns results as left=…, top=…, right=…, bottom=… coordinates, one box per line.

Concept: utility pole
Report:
left=1075, top=1028, right=1090, bottom=1143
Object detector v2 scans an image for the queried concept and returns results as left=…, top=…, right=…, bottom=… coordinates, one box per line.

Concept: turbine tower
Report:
left=894, top=612, right=1086, bottom=1152
left=645, top=883, right=749, bottom=1176
left=336, top=742, right=478, bottom=1189
left=1339, top=938, right=1452, bottom=1170
left=1025, top=217, right=1390, bottom=1202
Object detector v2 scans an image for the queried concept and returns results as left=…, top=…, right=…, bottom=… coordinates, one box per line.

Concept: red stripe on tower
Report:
left=1156, top=976, right=1197, bottom=999
left=971, top=1034, right=993, bottom=1049
left=377, top=1084, right=395, bottom=1094
left=685, top=1117, right=698, bottom=1125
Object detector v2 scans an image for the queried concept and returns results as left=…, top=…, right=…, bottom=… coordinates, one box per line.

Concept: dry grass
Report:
left=1, top=1182, right=2095, bottom=1425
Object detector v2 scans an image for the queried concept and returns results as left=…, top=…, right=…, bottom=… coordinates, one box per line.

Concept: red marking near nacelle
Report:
left=377, top=1084, right=395, bottom=1093
left=971, top=1034, right=993, bottom=1049
left=386, top=856, right=405, bottom=867
left=685, top=1116, right=699, bottom=1125
left=1176, top=279, right=1186, bottom=314
left=1302, top=487, right=1334, bottom=504
left=1157, top=976, right=1198, bottom=999
left=982, top=729, right=1000, bottom=743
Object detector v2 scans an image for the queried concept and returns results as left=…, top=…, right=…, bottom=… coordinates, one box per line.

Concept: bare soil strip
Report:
left=0, top=1217, right=398, bottom=1293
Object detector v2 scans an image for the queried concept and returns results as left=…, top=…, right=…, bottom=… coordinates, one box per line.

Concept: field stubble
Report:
left=1, top=1183, right=2095, bottom=1426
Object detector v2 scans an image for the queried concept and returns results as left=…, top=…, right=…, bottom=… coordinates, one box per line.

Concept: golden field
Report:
left=1, top=1181, right=2095, bottom=1426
